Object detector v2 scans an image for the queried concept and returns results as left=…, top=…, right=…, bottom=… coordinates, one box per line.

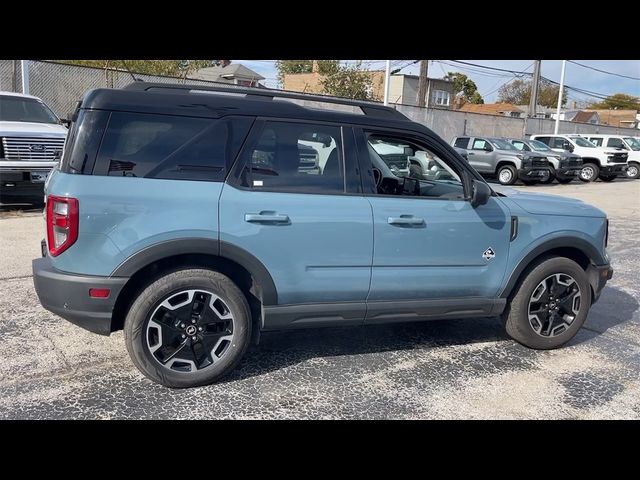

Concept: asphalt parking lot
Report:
left=1, top=180, right=639, bottom=419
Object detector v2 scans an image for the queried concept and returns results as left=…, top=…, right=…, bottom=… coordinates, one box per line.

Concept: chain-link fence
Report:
left=0, top=60, right=245, bottom=117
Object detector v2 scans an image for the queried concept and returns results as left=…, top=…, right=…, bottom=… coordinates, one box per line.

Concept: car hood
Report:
left=493, top=185, right=606, bottom=218
left=0, top=121, right=67, bottom=137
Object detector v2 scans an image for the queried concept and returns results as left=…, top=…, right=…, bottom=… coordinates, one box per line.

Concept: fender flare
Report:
left=111, top=238, right=278, bottom=305
left=499, top=236, right=606, bottom=299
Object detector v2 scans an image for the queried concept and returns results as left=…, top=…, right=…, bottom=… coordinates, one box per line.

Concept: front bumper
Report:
left=587, top=263, right=613, bottom=303
left=556, top=166, right=582, bottom=179
left=32, top=256, right=128, bottom=335
left=601, top=164, right=628, bottom=176
left=518, top=167, right=551, bottom=181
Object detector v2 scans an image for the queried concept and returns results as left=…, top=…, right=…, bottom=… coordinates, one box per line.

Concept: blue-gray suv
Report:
left=33, top=83, right=613, bottom=387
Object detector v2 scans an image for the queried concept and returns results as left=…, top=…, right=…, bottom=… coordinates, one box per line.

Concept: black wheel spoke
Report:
left=528, top=273, right=581, bottom=338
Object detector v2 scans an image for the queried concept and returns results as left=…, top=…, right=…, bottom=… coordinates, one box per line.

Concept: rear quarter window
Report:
left=453, top=137, right=469, bottom=149
left=92, top=112, right=253, bottom=181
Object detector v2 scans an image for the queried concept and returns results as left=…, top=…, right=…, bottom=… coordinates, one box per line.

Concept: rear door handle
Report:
left=245, top=212, right=290, bottom=224
left=467, top=152, right=475, bottom=155
left=387, top=215, right=425, bottom=227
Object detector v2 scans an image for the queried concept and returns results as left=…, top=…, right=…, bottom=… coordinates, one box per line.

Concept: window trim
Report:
left=225, top=117, right=359, bottom=197
left=471, top=137, right=493, bottom=152
left=354, top=126, right=472, bottom=202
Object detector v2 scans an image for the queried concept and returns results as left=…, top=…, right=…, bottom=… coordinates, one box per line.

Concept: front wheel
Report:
left=599, top=174, right=616, bottom=182
left=626, top=162, right=640, bottom=179
left=502, top=256, right=591, bottom=350
left=579, top=163, right=599, bottom=182
left=497, top=165, right=518, bottom=185
left=124, top=268, right=252, bottom=388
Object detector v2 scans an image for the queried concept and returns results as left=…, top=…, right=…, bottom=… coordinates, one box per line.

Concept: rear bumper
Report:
left=32, top=256, right=128, bottom=335
left=587, top=263, right=613, bottom=303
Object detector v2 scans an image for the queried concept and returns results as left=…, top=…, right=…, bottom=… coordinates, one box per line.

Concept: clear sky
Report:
left=236, top=60, right=640, bottom=105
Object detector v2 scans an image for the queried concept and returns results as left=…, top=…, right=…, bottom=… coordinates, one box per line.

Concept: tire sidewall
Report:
left=579, top=163, right=598, bottom=182
left=626, top=162, right=639, bottom=179
left=124, top=269, right=251, bottom=388
left=498, top=165, right=517, bottom=185
left=505, top=257, right=592, bottom=350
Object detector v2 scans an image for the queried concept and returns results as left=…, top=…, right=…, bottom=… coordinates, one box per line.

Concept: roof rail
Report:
left=123, top=81, right=409, bottom=122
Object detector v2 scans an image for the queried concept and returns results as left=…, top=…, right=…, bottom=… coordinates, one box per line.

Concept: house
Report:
left=517, top=105, right=556, bottom=119
left=458, top=103, right=525, bottom=117
left=585, top=109, right=639, bottom=129
left=191, top=63, right=264, bottom=87
left=282, top=62, right=455, bottom=108
left=552, top=109, right=600, bottom=124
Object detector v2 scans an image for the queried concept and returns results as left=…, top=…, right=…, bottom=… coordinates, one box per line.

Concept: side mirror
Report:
left=470, top=179, right=491, bottom=208
left=563, top=142, right=574, bottom=152
left=483, top=144, right=493, bottom=152
left=59, top=118, right=71, bottom=128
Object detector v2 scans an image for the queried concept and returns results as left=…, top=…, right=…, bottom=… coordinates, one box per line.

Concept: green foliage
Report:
left=54, top=60, right=221, bottom=77
left=320, top=62, right=374, bottom=100
left=444, top=72, right=484, bottom=105
left=497, top=78, right=567, bottom=108
left=274, top=60, right=340, bottom=85
left=588, top=93, right=640, bottom=110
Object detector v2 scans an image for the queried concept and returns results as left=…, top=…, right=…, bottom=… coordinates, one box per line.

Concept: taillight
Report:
left=46, top=195, right=79, bottom=256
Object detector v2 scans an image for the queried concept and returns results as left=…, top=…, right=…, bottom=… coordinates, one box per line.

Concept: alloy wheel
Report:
left=146, top=289, right=234, bottom=372
left=528, top=273, right=582, bottom=338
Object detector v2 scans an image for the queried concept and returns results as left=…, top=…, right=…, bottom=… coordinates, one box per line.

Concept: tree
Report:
left=55, top=60, right=218, bottom=77
left=320, top=62, right=374, bottom=100
left=497, top=78, right=567, bottom=108
left=444, top=72, right=484, bottom=105
left=274, top=60, right=340, bottom=85
left=588, top=93, right=640, bottom=110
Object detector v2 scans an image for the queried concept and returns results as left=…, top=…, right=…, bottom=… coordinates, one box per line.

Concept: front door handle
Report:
left=245, top=212, right=290, bottom=224
left=387, top=215, right=426, bottom=227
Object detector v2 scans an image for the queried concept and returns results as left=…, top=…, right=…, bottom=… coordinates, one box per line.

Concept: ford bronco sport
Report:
left=33, top=83, right=613, bottom=388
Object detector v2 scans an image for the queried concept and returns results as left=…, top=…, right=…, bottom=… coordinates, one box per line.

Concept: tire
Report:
left=557, top=177, right=573, bottom=184
left=598, top=174, right=616, bottom=182
left=578, top=163, right=599, bottom=182
left=539, top=167, right=555, bottom=184
left=626, top=162, right=640, bottom=179
left=502, top=256, right=591, bottom=350
left=410, top=163, right=423, bottom=179
left=497, top=165, right=518, bottom=185
left=124, top=268, right=252, bottom=388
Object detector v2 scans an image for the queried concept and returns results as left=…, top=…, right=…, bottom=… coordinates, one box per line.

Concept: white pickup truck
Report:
left=0, top=91, right=67, bottom=201
left=531, top=133, right=628, bottom=182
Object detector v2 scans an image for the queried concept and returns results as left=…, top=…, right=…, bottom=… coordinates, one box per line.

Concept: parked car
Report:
left=530, top=134, right=628, bottom=182
left=452, top=135, right=552, bottom=185
left=370, top=139, right=411, bottom=177
left=0, top=91, right=67, bottom=202
left=506, top=137, right=582, bottom=184
left=583, top=134, right=640, bottom=180
left=33, top=83, right=613, bottom=387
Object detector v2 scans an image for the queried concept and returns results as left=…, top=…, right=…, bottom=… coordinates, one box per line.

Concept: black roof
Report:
left=79, top=82, right=426, bottom=133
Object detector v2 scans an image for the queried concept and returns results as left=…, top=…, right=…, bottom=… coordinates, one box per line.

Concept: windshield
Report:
left=0, top=95, right=59, bottom=124
left=623, top=137, right=640, bottom=151
left=568, top=136, right=596, bottom=148
left=489, top=138, right=517, bottom=150
left=528, top=139, right=553, bottom=152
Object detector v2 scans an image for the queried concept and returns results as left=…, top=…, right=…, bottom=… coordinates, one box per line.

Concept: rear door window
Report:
left=93, top=112, right=252, bottom=181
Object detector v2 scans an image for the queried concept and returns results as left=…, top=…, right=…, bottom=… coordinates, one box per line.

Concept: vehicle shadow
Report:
left=227, top=285, right=637, bottom=382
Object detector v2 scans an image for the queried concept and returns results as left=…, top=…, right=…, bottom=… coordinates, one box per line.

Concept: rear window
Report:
left=85, top=112, right=252, bottom=181
left=453, top=137, right=469, bottom=149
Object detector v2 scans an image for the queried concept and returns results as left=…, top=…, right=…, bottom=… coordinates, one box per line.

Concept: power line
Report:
left=568, top=60, right=640, bottom=81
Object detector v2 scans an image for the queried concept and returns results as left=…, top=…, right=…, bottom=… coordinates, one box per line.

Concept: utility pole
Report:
left=528, top=60, right=541, bottom=118
left=20, top=60, right=30, bottom=95
left=417, top=60, right=429, bottom=107
left=554, top=60, right=567, bottom=134
left=383, top=60, right=391, bottom=106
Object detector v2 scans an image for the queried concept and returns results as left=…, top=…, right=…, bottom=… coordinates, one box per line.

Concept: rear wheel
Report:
left=625, top=162, right=639, bottom=179
left=124, top=268, right=251, bottom=388
left=502, top=256, right=591, bottom=350
left=497, top=165, right=518, bottom=185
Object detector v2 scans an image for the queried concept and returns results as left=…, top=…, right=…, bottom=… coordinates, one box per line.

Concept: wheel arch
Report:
left=581, top=157, right=601, bottom=166
left=110, top=239, right=277, bottom=332
left=500, top=237, right=606, bottom=300
left=495, top=159, right=518, bottom=174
